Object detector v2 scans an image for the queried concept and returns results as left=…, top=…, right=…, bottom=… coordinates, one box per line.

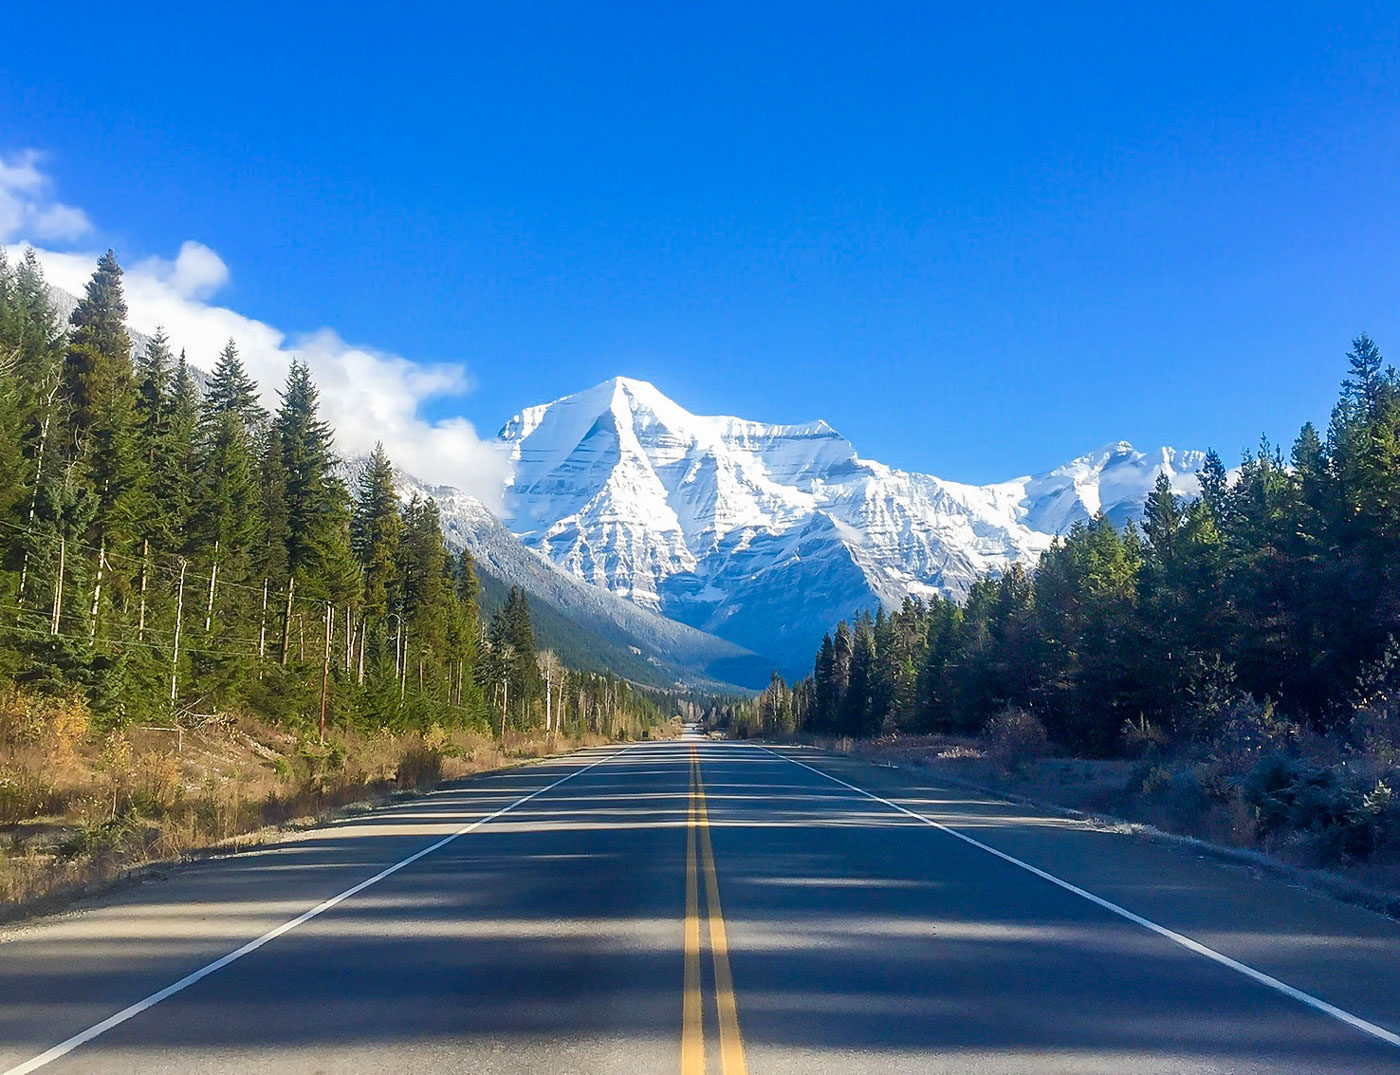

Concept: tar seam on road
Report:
left=760, top=744, right=1400, bottom=1052
left=2, top=745, right=634, bottom=1075
left=683, top=745, right=749, bottom=1075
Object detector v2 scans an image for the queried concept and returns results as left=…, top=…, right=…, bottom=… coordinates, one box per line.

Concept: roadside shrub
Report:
left=131, top=751, right=182, bottom=816
left=1243, top=753, right=1376, bottom=863
left=1350, top=695, right=1400, bottom=768
left=1212, top=694, right=1297, bottom=764
left=0, top=689, right=90, bottom=758
left=1121, top=716, right=1168, bottom=758
left=984, top=708, right=1050, bottom=769
left=0, top=767, right=59, bottom=825
left=396, top=743, right=443, bottom=788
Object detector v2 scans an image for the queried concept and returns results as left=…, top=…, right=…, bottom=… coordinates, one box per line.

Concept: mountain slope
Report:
left=497, top=377, right=1205, bottom=672
left=396, top=470, right=772, bottom=691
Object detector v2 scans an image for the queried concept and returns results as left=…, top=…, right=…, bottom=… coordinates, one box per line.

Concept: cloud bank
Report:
left=1, top=150, right=508, bottom=509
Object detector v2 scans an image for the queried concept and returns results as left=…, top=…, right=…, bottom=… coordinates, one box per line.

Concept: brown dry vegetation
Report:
left=831, top=715, right=1400, bottom=909
left=0, top=687, right=614, bottom=921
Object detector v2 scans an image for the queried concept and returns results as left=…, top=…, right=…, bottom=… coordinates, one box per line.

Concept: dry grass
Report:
left=0, top=690, right=614, bottom=922
left=829, top=730, right=1400, bottom=905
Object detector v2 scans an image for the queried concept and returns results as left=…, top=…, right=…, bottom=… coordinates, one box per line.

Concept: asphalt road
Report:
left=2, top=737, right=1399, bottom=1073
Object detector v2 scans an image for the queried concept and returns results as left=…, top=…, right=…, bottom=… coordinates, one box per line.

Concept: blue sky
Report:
left=4, top=2, right=1400, bottom=483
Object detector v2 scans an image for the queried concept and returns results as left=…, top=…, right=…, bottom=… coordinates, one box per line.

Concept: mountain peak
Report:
left=493, top=378, right=1201, bottom=672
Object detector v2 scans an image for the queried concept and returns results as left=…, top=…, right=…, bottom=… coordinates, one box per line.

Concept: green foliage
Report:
left=0, top=247, right=664, bottom=745
left=783, top=333, right=1400, bottom=762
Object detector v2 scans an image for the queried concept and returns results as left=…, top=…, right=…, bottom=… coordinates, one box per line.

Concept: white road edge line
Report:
left=3, top=744, right=633, bottom=1075
left=759, top=744, right=1400, bottom=1051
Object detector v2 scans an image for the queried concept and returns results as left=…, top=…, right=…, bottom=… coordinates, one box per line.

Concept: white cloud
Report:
left=10, top=151, right=509, bottom=510
left=0, top=149, right=92, bottom=242
left=135, top=240, right=231, bottom=300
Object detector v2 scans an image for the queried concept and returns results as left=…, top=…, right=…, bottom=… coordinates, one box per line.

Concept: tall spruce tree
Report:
left=276, top=360, right=356, bottom=601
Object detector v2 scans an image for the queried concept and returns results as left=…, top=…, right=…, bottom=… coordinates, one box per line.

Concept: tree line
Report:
left=742, top=336, right=1400, bottom=755
left=0, top=246, right=663, bottom=739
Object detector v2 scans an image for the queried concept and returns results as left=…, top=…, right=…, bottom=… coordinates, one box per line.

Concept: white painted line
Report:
left=3, top=745, right=632, bottom=1075
left=759, top=744, right=1400, bottom=1051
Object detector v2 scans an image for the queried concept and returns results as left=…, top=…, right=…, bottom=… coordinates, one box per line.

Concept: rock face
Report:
left=496, top=377, right=1205, bottom=672
left=394, top=470, right=771, bottom=691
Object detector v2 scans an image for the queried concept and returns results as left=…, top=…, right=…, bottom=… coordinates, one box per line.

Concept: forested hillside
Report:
left=749, top=335, right=1400, bottom=756
left=0, top=246, right=667, bottom=742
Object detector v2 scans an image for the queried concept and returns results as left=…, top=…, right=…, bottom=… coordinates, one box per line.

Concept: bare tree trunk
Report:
left=17, top=386, right=56, bottom=612
left=258, top=578, right=269, bottom=660
left=170, top=559, right=187, bottom=704
left=137, top=538, right=150, bottom=641
left=89, top=538, right=106, bottom=642
left=204, top=539, right=219, bottom=633
left=50, top=536, right=65, bottom=635
left=280, top=576, right=295, bottom=665
left=319, top=602, right=332, bottom=743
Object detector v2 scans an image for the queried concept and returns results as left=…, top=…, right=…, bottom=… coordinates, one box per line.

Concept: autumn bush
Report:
left=984, top=708, right=1051, bottom=769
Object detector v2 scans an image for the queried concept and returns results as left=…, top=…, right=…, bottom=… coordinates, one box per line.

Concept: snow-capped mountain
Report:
left=497, top=377, right=1205, bottom=672
left=392, top=469, right=770, bottom=690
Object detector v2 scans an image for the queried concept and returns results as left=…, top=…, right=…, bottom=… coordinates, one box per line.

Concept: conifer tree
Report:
left=202, top=338, right=264, bottom=433
left=60, top=250, right=132, bottom=443
left=276, top=360, right=356, bottom=601
left=352, top=443, right=401, bottom=622
left=62, top=252, right=142, bottom=640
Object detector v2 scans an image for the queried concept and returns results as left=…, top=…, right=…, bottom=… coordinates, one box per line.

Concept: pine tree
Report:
left=202, top=338, right=264, bottom=433
left=62, top=252, right=143, bottom=641
left=165, top=351, right=201, bottom=549
left=276, top=360, right=356, bottom=601
left=256, top=425, right=290, bottom=585
left=1342, top=333, right=1388, bottom=417
left=131, top=329, right=180, bottom=550
left=60, top=250, right=132, bottom=443
left=352, top=443, right=401, bottom=621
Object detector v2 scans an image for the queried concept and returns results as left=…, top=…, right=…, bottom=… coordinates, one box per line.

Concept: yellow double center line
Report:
left=682, top=746, right=748, bottom=1075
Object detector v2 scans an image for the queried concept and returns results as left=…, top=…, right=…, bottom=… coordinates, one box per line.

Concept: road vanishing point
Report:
left=2, top=737, right=1399, bottom=1073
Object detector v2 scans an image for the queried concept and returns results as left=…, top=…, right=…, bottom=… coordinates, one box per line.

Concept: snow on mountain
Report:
left=392, top=468, right=770, bottom=690
left=497, top=377, right=1205, bottom=672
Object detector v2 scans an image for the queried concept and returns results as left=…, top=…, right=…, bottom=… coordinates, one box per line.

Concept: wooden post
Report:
left=170, top=558, right=187, bottom=704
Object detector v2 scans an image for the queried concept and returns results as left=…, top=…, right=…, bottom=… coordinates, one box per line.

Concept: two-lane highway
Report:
left=2, top=739, right=1399, bottom=1072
